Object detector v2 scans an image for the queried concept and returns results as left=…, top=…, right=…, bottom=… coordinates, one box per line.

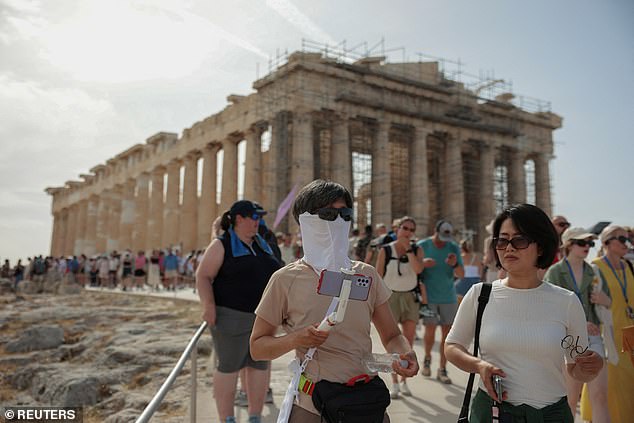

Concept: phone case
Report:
left=317, top=270, right=372, bottom=301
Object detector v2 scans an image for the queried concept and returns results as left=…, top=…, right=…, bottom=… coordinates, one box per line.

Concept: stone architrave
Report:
left=95, top=196, right=110, bottom=254
left=73, top=200, right=88, bottom=255
left=290, top=112, right=315, bottom=233
left=411, top=124, right=431, bottom=237
left=181, top=155, right=199, bottom=252
left=119, top=180, right=136, bottom=251
left=220, top=138, right=238, bottom=213
left=132, top=173, right=150, bottom=252
left=84, top=196, right=98, bottom=256
left=479, top=144, right=496, bottom=242
left=244, top=127, right=263, bottom=202
left=198, top=145, right=218, bottom=247
left=534, top=152, right=552, bottom=215
left=445, top=133, right=466, bottom=231
left=163, top=160, right=181, bottom=248
left=330, top=116, right=352, bottom=190
left=372, top=121, right=392, bottom=227
left=148, top=167, right=165, bottom=251
left=106, top=188, right=121, bottom=253
left=508, top=149, right=527, bottom=204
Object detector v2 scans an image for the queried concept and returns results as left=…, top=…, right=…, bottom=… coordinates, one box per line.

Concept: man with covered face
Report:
left=250, top=179, right=418, bottom=422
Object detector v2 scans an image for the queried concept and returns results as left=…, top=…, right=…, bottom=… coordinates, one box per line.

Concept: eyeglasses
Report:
left=571, top=239, right=595, bottom=248
left=493, top=236, right=533, bottom=250
left=315, top=207, right=353, bottom=222
left=400, top=226, right=415, bottom=232
left=243, top=213, right=262, bottom=220
left=606, top=235, right=631, bottom=245
left=556, top=221, right=571, bottom=228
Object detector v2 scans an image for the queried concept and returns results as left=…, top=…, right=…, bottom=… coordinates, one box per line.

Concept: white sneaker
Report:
left=390, top=382, right=400, bottom=399
left=400, top=380, right=412, bottom=396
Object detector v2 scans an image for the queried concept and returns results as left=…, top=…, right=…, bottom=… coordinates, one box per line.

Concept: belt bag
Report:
left=312, top=375, right=390, bottom=423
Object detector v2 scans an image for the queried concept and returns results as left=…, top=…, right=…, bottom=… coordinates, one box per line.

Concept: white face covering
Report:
left=298, top=212, right=352, bottom=273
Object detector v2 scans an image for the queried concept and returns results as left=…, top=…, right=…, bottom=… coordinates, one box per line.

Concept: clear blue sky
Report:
left=0, top=0, right=632, bottom=262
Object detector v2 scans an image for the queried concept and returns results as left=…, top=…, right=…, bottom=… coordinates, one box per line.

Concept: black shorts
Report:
left=134, top=269, right=146, bottom=277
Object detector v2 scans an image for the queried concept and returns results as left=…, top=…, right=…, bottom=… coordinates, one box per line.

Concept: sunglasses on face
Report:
left=556, top=221, right=571, bottom=228
left=400, top=226, right=415, bottom=232
left=606, top=235, right=631, bottom=245
left=315, top=207, right=353, bottom=222
left=571, top=239, right=595, bottom=248
left=242, top=213, right=262, bottom=221
left=493, top=236, right=533, bottom=250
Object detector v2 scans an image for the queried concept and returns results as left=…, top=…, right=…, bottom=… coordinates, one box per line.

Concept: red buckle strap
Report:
left=346, top=374, right=371, bottom=387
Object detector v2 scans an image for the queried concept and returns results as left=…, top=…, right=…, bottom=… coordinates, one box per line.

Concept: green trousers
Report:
left=470, top=389, right=573, bottom=423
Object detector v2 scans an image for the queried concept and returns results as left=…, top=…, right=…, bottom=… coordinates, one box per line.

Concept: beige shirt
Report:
left=255, top=260, right=391, bottom=415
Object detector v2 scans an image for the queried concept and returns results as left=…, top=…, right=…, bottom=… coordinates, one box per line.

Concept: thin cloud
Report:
left=265, top=0, right=337, bottom=45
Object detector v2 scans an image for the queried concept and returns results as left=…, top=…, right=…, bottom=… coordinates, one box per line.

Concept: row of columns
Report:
left=50, top=112, right=552, bottom=257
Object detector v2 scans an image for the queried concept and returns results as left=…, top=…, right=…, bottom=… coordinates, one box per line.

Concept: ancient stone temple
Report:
left=46, top=47, right=561, bottom=257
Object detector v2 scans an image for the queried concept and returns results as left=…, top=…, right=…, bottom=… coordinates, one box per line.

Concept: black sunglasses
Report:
left=241, top=213, right=262, bottom=220
left=606, top=235, right=631, bottom=245
left=493, top=236, right=533, bottom=250
left=571, top=239, right=595, bottom=248
left=315, top=207, right=353, bottom=222
left=556, top=221, right=571, bottom=228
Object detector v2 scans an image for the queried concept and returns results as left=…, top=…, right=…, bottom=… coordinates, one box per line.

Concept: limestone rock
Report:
left=5, top=325, right=64, bottom=352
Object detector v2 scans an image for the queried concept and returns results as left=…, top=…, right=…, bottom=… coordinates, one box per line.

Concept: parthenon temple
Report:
left=46, top=45, right=562, bottom=257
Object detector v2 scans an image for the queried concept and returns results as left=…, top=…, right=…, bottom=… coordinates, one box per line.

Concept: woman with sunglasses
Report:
left=445, top=204, right=603, bottom=422
left=582, top=225, right=634, bottom=422
left=250, top=180, right=418, bottom=423
left=196, top=200, right=282, bottom=423
left=375, top=215, right=425, bottom=399
left=543, top=227, right=611, bottom=422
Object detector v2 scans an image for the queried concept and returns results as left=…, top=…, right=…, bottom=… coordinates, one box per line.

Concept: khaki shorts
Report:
left=388, top=291, right=419, bottom=323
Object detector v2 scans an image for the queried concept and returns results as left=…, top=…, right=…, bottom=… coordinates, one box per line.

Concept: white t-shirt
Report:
left=383, top=242, right=417, bottom=292
left=446, top=280, right=588, bottom=409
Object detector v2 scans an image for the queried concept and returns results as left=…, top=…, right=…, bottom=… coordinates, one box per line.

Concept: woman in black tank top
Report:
left=196, top=200, right=281, bottom=423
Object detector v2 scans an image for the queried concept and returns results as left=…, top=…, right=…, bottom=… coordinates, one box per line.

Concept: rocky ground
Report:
left=0, top=279, right=211, bottom=423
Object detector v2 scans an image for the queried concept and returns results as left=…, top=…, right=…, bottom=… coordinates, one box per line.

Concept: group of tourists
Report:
left=194, top=179, right=633, bottom=423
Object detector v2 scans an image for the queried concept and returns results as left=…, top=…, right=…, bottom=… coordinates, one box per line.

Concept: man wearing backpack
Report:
left=417, top=220, right=464, bottom=384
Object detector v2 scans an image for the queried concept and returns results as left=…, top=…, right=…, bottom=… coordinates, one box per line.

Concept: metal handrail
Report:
left=135, top=321, right=208, bottom=423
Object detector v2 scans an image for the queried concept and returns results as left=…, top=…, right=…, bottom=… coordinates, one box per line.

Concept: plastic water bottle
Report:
left=363, top=353, right=409, bottom=373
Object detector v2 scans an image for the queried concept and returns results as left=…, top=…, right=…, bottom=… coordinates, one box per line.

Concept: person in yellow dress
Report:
left=581, top=225, right=634, bottom=422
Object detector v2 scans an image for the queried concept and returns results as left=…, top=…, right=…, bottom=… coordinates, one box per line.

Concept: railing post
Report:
left=190, top=343, right=198, bottom=423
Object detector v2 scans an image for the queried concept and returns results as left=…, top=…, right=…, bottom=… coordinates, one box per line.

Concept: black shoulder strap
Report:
left=626, top=259, right=634, bottom=278
left=382, top=244, right=392, bottom=276
left=458, top=283, right=492, bottom=422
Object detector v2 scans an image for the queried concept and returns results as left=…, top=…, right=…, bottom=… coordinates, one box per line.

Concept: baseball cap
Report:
left=436, top=220, right=454, bottom=242
left=561, top=227, right=596, bottom=244
left=229, top=200, right=267, bottom=217
left=599, top=224, right=625, bottom=244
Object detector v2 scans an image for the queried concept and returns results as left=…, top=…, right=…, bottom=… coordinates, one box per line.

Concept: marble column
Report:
left=244, top=127, right=263, bottom=203
left=220, top=138, right=238, bottom=213
left=265, top=112, right=290, bottom=221
left=330, top=116, right=352, bottom=191
left=290, top=112, right=315, bottom=233
left=64, top=205, right=78, bottom=256
left=50, top=212, right=61, bottom=256
left=148, top=167, right=165, bottom=250
left=198, top=145, right=218, bottom=247
left=57, top=210, right=68, bottom=257
left=84, top=196, right=98, bottom=256
left=479, top=144, right=496, bottom=246
left=411, top=124, right=431, bottom=237
left=95, top=196, right=109, bottom=254
left=132, top=173, right=150, bottom=252
left=119, top=180, right=136, bottom=251
left=534, top=152, right=552, bottom=215
left=445, top=133, right=466, bottom=231
left=372, top=121, right=392, bottom=227
left=73, top=200, right=88, bottom=255
left=508, top=149, right=527, bottom=205
left=181, top=154, right=199, bottom=252
left=107, top=188, right=121, bottom=252
left=163, top=160, right=181, bottom=248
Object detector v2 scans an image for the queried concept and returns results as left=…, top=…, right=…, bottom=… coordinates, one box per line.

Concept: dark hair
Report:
left=292, top=180, right=353, bottom=223
left=491, top=203, right=558, bottom=270
left=398, top=215, right=416, bottom=230
left=220, top=210, right=234, bottom=231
